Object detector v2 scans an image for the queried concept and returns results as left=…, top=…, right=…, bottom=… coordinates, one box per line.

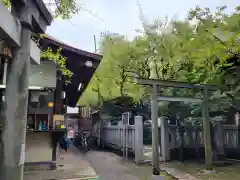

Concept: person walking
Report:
left=59, top=123, right=71, bottom=152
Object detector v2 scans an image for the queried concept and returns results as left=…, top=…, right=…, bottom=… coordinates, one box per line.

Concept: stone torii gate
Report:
left=0, top=1, right=52, bottom=180
left=136, top=78, right=224, bottom=172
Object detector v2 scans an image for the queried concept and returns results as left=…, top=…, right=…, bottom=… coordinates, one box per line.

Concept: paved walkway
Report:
left=86, top=150, right=199, bottom=180
left=24, top=145, right=198, bottom=180
left=24, top=146, right=98, bottom=180
left=86, top=150, right=140, bottom=180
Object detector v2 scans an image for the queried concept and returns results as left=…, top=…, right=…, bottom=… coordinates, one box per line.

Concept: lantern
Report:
left=48, top=102, right=54, bottom=108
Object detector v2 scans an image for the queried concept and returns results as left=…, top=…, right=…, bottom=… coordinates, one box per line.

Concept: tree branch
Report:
left=204, top=29, right=240, bottom=58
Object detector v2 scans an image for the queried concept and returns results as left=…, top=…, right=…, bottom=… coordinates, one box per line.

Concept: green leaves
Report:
left=40, top=47, right=73, bottom=84
left=79, top=34, right=148, bottom=107
left=54, top=0, right=79, bottom=19
left=2, top=0, right=10, bottom=8
left=80, top=4, right=240, bottom=118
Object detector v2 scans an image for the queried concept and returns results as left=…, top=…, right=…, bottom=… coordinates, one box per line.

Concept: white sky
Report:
left=47, top=0, right=238, bottom=52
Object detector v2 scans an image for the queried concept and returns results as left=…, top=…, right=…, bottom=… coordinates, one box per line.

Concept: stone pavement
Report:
left=23, top=145, right=198, bottom=180
left=161, top=165, right=198, bottom=180
left=86, top=150, right=199, bottom=180
left=86, top=150, right=140, bottom=180
left=24, top=146, right=98, bottom=180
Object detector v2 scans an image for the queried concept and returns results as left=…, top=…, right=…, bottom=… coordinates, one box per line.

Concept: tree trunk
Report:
left=120, top=82, right=124, bottom=97
left=202, top=87, right=213, bottom=169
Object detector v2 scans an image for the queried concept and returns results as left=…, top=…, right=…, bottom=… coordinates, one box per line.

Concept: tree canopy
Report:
left=79, top=5, right=240, bottom=121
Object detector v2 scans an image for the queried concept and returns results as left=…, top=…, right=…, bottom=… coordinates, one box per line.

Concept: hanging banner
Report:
left=0, top=39, right=12, bottom=59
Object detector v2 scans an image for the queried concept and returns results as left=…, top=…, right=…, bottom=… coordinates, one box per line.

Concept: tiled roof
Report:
left=43, top=34, right=102, bottom=61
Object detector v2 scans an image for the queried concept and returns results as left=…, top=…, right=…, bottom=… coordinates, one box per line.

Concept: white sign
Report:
left=19, top=143, right=25, bottom=165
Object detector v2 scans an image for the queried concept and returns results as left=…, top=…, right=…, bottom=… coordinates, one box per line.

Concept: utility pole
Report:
left=202, top=86, right=212, bottom=169
left=2, top=2, right=31, bottom=180
left=149, top=60, right=160, bottom=175
left=93, top=35, right=97, bottom=53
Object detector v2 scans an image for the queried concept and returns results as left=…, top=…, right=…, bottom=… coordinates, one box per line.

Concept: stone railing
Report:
left=103, top=116, right=144, bottom=164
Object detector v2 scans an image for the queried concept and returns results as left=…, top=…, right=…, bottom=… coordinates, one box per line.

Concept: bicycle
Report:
left=75, top=130, right=89, bottom=153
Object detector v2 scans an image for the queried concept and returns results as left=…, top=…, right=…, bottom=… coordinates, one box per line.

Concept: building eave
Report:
left=40, top=35, right=103, bottom=107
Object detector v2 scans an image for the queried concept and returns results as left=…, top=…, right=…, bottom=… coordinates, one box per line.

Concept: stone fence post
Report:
left=160, top=116, right=170, bottom=162
left=134, top=115, right=144, bottom=164
left=212, top=121, right=225, bottom=160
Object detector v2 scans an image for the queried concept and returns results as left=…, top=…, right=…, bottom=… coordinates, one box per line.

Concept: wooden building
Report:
left=0, top=0, right=101, bottom=168
left=0, top=33, right=102, bottom=169
left=25, top=35, right=102, bottom=169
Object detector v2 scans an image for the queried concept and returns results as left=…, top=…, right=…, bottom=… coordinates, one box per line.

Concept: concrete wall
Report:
left=29, top=61, right=57, bottom=88
left=0, top=1, right=21, bottom=46
left=25, top=132, right=52, bottom=163
left=30, top=39, right=41, bottom=65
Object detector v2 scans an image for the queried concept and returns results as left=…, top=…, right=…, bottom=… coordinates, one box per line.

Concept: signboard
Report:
left=19, top=143, right=25, bottom=165
left=53, top=114, right=64, bottom=121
